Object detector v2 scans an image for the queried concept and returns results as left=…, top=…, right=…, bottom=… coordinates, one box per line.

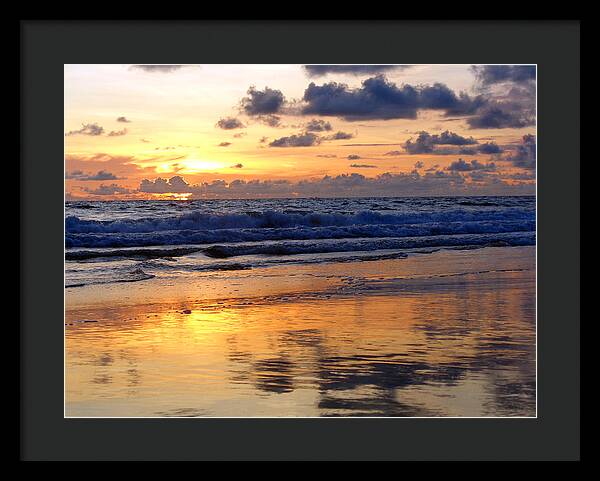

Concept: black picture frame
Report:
left=20, top=20, right=580, bottom=461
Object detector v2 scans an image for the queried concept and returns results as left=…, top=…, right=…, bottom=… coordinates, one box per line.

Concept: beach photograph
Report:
left=64, top=64, right=536, bottom=418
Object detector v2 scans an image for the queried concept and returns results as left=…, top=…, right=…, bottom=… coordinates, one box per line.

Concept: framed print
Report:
left=21, top=20, right=580, bottom=461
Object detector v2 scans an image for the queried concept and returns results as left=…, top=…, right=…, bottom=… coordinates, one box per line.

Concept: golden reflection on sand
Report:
left=66, top=247, right=535, bottom=417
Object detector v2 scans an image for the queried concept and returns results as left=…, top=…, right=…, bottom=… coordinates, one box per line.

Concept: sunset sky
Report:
left=65, top=64, right=536, bottom=199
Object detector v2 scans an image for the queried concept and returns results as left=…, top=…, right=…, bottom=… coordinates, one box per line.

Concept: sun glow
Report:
left=179, top=159, right=226, bottom=172
left=153, top=193, right=193, bottom=201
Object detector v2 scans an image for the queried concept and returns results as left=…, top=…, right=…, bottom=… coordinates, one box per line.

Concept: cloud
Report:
left=107, top=128, right=128, bottom=137
left=478, top=142, right=503, bottom=154
left=303, top=65, right=412, bottom=77
left=83, top=183, right=132, bottom=195
left=67, top=169, right=120, bottom=181
left=269, top=132, right=320, bottom=147
left=447, top=159, right=496, bottom=172
left=65, top=169, right=84, bottom=179
left=65, top=123, right=104, bottom=136
left=343, top=143, right=404, bottom=147
left=305, top=119, right=332, bottom=132
left=216, top=117, right=245, bottom=130
left=404, top=130, right=477, bottom=154
left=240, top=86, right=285, bottom=115
left=140, top=138, right=151, bottom=143
left=89, top=171, right=119, bottom=181
left=218, top=142, right=232, bottom=147
left=259, top=136, right=269, bottom=143
left=231, top=163, right=244, bottom=169
left=466, top=103, right=535, bottom=129
left=302, top=76, right=484, bottom=121
left=472, top=65, right=536, bottom=86
left=414, top=161, right=424, bottom=169
left=347, top=154, right=361, bottom=160
left=350, top=164, right=377, bottom=168
left=506, top=134, right=536, bottom=169
left=116, top=116, right=131, bottom=123
left=434, top=131, right=477, bottom=145
left=383, top=150, right=403, bottom=156
left=301, top=74, right=533, bottom=129
left=507, top=171, right=536, bottom=180
left=465, top=67, right=536, bottom=129
left=139, top=176, right=190, bottom=193
left=233, top=132, right=246, bottom=138
left=65, top=153, right=160, bottom=181
left=256, top=114, right=282, bottom=127
left=444, top=92, right=488, bottom=116
left=326, top=131, right=355, bottom=140
left=139, top=170, right=533, bottom=198
left=317, top=154, right=337, bottom=158
left=130, top=65, right=189, bottom=73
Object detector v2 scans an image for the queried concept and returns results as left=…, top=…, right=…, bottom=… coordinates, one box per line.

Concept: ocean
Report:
left=65, top=195, right=536, bottom=417
left=65, top=196, right=535, bottom=288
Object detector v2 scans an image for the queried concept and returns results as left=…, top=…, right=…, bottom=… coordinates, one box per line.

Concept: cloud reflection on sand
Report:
left=65, top=248, right=535, bottom=417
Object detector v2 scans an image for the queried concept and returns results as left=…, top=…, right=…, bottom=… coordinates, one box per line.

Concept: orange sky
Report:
left=65, top=64, right=536, bottom=199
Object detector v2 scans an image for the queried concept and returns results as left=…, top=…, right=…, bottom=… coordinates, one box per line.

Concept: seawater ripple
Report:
left=65, top=196, right=535, bottom=286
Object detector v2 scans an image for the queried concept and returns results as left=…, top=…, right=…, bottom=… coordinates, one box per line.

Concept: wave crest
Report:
left=66, top=208, right=533, bottom=235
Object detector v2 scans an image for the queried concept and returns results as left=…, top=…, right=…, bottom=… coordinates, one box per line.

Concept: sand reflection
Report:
left=66, top=262, right=535, bottom=417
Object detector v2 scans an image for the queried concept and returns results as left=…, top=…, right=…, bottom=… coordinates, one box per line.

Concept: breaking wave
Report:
left=65, top=197, right=536, bottom=287
left=66, top=208, right=532, bottom=235
left=66, top=218, right=534, bottom=249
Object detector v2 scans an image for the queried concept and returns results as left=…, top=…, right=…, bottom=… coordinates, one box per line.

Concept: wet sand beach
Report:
left=65, top=246, right=535, bottom=417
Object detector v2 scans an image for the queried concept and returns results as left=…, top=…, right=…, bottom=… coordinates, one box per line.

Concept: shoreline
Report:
left=66, top=245, right=535, bottom=312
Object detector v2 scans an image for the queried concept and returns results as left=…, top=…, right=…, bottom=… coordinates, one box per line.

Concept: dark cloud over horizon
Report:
left=478, top=142, right=503, bottom=154
left=404, top=130, right=477, bottom=154
left=238, top=71, right=534, bottom=130
left=216, top=117, right=245, bottom=130
left=471, top=65, right=536, bottom=86
left=269, top=132, right=320, bottom=147
left=138, top=170, right=533, bottom=198
left=467, top=66, right=535, bottom=128
left=107, top=128, right=128, bottom=137
left=65, top=123, right=105, bottom=136
left=67, top=170, right=120, bottom=181
left=240, top=86, right=285, bottom=115
left=130, top=65, right=190, bottom=73
left=83, top=183, right=132, bottom=195
left=305, top=119, right=332, bottom=132
left=303, top=65, right=412, bottom=78
left=256, top=114, right=282, bottom=127
left=302, top=76, right=487, bottom=121
left=466, top=103, right=535, bottom=129
left=447, top=159, right=496, bottom=172
left=327, top=131, right=355, bottom=140
left=506, top=134, right=536, bottom=169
